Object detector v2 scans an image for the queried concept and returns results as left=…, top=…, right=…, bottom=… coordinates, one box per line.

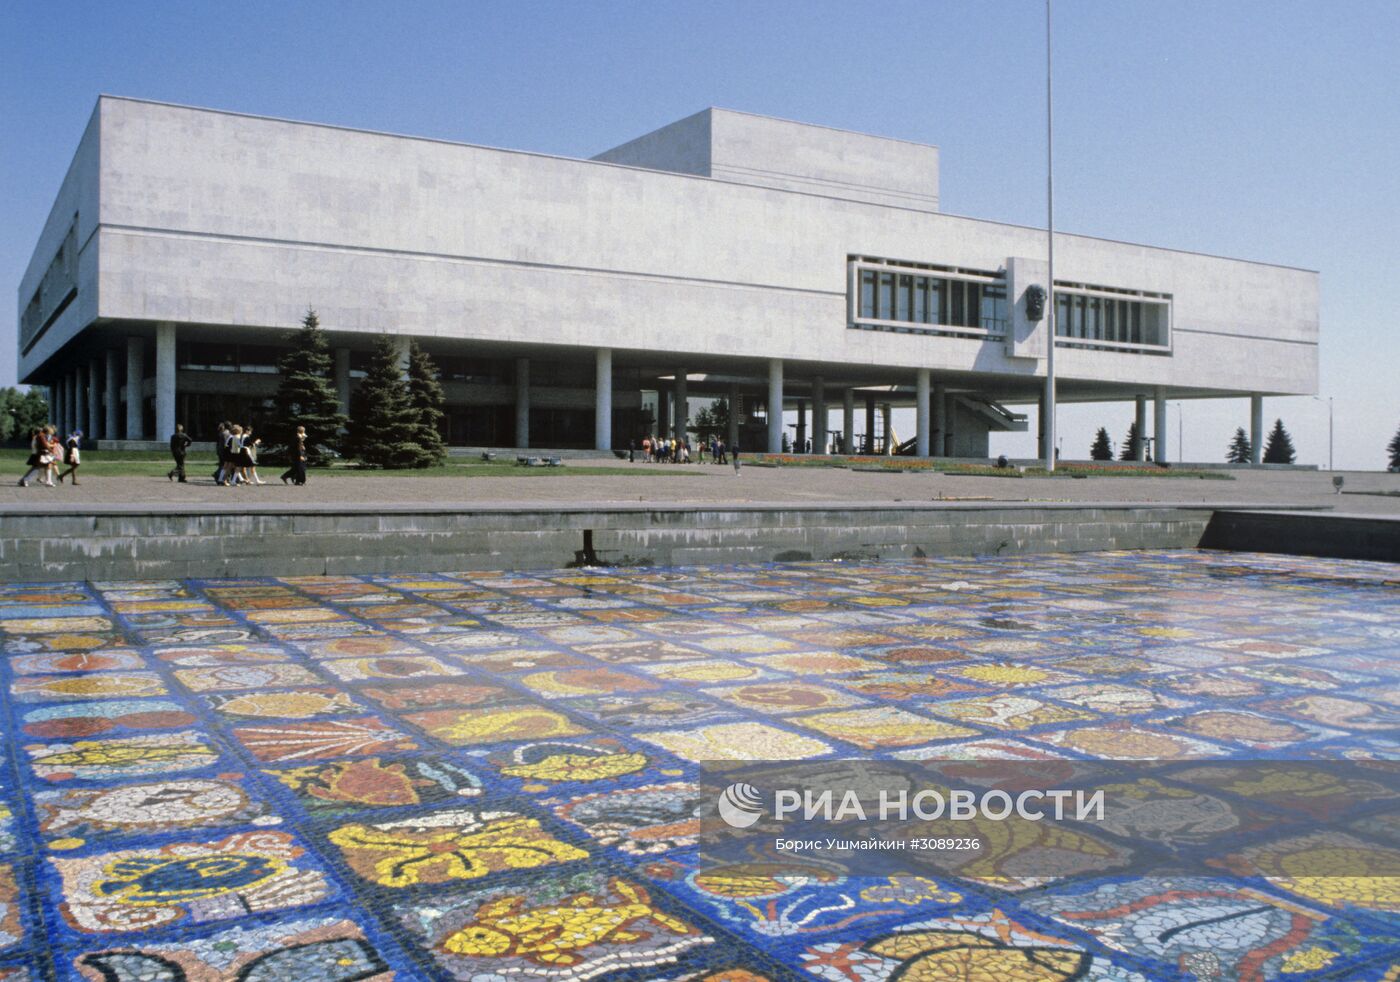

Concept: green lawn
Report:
left=0, top=449, right=685, bottom=479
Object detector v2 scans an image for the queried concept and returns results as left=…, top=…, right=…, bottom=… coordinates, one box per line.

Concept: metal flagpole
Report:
left=1043, top=0, right=1057, bottom=473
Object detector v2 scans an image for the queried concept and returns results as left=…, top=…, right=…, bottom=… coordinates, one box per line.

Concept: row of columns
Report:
left=42, top=333, right=1272, bottom=463
left=48, top=326, right=178, bottom=442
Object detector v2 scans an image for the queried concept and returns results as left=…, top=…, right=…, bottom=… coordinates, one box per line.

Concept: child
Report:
left=57, top=430, right=82, bottom=485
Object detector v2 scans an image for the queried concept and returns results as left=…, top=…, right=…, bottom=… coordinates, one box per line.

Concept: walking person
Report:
left=56, top=430, right=82, bottom=485
left=213, top=421, right=230, bottom=484
left=239, top=426, right=265, bottom=484
left=223, top=425, right=244, bottom=486
left=732, top=443, right=741, bottom=475
left=17, top=428, right=53, bottom=486
left=281, top=426, right=308, bottom=486
left=168, top=424, right=192, bottom=482
left=44, top=427, right=62, bottom=485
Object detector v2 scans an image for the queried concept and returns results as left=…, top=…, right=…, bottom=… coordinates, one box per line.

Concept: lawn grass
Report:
left=0, top=449, right=685, bottom=479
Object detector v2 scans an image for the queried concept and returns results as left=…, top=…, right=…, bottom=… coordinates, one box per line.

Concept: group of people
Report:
left=201, top=421, right=308, bottom=486
left=635, top=435, right=734, bottom=465
left=14, top=421, right=312, bottom=488
left=17, top=425, right=83, bottom=487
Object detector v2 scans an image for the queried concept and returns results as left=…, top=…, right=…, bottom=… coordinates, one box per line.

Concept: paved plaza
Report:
left=0, top=550, right=1398, bottom=979
left=2, top=465, right=1399, bottom=515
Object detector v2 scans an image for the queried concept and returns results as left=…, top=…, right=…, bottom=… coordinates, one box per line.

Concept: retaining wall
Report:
left=0, top=503, right=1220, bottom=582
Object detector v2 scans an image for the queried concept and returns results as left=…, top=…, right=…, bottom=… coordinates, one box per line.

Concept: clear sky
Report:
left=3, top=0, right=1396, bottom=468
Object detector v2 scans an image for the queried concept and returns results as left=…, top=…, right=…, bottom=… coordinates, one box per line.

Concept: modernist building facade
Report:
left=19, top=97, right=1318, bottom=459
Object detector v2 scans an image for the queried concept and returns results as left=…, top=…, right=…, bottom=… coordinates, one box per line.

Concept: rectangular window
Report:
left=896, top=275, right=912, bottom=321
left=860, top=271, right=876, bottom=319
left=879, top=273, right=896, bottom=320
left=912, top=276, right=928, bottom=323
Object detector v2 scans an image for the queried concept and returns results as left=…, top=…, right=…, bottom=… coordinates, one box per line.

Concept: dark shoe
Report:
left=168, top=471, right=174, bottom=481
left=281, top=476, right=289, bottom=484
left=178, top=478, right=188, bottom=483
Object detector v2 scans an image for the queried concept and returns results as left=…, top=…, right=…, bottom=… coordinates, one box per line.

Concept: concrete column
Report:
left=50, top=377, right=62, bottom=435
left=842, top=388, right=855, bottom=454
left=673, top=370, right=687, bottom=440
left=1135, top=395, right=1148, bottom=462
left=1154, top=386, right=1168, bottom=464
left=795, top=400, right=807, bottom=452
left=514, top=357, right=529, bottom=449
left=126, top=336, right=145, bottom=439
left=812, top=376, right=827, bottom=454
left=915, top=369, right=931, bottom=457
left=1250, top=394, right=1263, bottom=465
left=727, top=384, right=740, bottom=448
left=104, top=350, right=119, bottom=441
left=334, top=348, right=351, bottom=415
left=941, top=389, right=954, bottom=456
left=69, top=370, right=81, bottom=437
left=931, top=382, right=946, bottom=458
left=881, top=403, right=893, bottom=455
left=767, top=358, right=784, bottom=453
left=864, top=395, right=876, bottom=454
left=155, top=322, right=176, bottom=443
left=595, top=347, right=612, bottom=451
left=87, top=359, right=101, bottom=438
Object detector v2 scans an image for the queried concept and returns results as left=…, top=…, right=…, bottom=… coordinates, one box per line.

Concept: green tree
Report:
left=0, top=387, right=49, bottom=442
left=709, top=398, right=731, bottom=439
left=270, top=308, right=347, bottom=464
left=1262, top=418, right=1297, bottom=464
left=404, top=340, right=447, bottom=467
left=1119, top=421, right=1141, bottom=460
left=1090, top=427, right=1113, bottom=461
left=1226, top=427, right=1252, bottom=464
left=691, top=405, right=716, bottom=438
left=347, top=335, right=418, bottom=468
left=1387, top=424, right=1400, bottom=471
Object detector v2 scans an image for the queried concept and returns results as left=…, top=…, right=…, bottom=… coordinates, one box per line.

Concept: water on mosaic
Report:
left=0, top=551, right=1397, bottom=979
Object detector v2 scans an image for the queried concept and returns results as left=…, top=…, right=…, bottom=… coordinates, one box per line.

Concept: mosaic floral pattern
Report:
left=0, top=551, right=1396, bottom=978
left=52, top=830, right=331, bottom=933
left=71, top=915, right=393, bottom=981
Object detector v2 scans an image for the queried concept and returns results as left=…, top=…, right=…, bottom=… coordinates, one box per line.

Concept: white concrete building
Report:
left=18, top=97, right=1318, bottom=460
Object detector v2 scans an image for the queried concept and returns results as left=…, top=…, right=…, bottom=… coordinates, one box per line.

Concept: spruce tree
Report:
left=270, top=308, right=347, bottom=465
left=405, top=340, right=447, bottom=468
left=1387, top=424, right=1400, bottom=471
left=1119, top=421, right=1141, bottom=460
left=348, top=335, right=418, bottom=468
left=1226, top=427, right=1252, bottom=464
left=1262, top=418, right=1297, bottom=464
left=1090, top=427, right=1114, bottom=461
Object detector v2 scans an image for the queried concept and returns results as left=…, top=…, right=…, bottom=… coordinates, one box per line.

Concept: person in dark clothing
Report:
left=168, top=424, right=192, bottom=482
left=56, top=430, right=82, bottom=485
left=281, top=426, right=308, bottom=485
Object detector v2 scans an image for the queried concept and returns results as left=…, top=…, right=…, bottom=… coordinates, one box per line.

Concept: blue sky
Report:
left=3, top=0, right=1396, bottom=468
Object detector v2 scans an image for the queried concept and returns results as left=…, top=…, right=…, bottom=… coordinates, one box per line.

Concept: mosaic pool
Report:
left=0, top=550, right=1397, bottom=980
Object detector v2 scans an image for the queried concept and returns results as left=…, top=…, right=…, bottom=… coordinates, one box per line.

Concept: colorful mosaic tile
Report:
left=0, top=550, right=1396, bottom=977
left=33, top=777, right=271, bottom=842
left=69, top=915, right=394, bottom=981
left=269, top=755, right=483, bottom=817
left=231, top=717, right=419, bottom=762
left=327, top=807, right=588, bottom=887
left=398, top=869, right=712, bottom=979
left=51, top=831, right=332, bottom=934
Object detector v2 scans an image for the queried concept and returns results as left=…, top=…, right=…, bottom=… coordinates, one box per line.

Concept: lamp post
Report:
left=1042, top=0, right=1057, bottom=474
left=1313, top=395, right=1333, bottom=471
